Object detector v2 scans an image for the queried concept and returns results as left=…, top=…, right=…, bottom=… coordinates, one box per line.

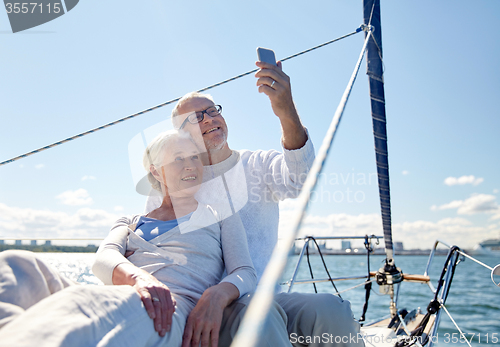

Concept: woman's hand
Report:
left=113, top=263, right=176, bottom=337
left=182, top=283, right=239, bottom=347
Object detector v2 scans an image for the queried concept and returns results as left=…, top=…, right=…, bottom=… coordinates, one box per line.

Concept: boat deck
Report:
left=361, top=314, right=435, bottom=347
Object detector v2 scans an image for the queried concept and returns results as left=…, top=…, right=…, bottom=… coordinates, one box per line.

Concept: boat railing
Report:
left=421, top=239, right=499, bottom=347
left=282, top=235, right=383, bottom=293
left=424, top=239, right=497, bottom=293
left=425, top=241, right=460, bottom=347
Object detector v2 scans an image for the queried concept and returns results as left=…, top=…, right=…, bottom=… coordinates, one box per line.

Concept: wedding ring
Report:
left=152, top=297, right=160, bottom=302
left=271, top=80, right=275, bottom=88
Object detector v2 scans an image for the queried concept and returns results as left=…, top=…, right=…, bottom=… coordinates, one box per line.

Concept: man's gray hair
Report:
left=171, top=92, right=215, bottom=128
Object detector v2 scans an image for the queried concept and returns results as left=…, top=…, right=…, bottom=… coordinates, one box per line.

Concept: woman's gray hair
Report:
left=171, top=92, right=215, bottom=129
left=143, top=130, right=194, bottom=192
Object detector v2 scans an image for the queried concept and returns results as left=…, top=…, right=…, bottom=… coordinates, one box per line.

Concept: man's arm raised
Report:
left=255, top=60, right=308, bottom=150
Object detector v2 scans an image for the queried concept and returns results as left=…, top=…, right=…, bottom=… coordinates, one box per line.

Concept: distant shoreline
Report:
left=292, top=248, right=476, bottom=256
left=0, top=245, right=482, bottom=256
left=0, top=244, right=98, bottom=253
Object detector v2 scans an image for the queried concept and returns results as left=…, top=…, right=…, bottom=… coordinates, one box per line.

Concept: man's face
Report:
left=176, top=97, right=229, bottom=151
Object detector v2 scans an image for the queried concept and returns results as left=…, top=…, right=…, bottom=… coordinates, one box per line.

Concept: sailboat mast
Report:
left=363, top=0, right=395, bottom=266
left=363, top=0, right=403, bottom=318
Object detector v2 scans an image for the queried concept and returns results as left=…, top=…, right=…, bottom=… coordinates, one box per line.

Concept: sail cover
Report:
left=363, top=0, right=395, bottom=265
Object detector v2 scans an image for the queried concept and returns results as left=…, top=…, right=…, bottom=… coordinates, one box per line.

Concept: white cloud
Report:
left=35, top=164, right=45, bottom=170
left=0, top=203, right=119, bottom=239
left=402, top=170, right=409, bottom=175
left=73, top=208, right=118, bottom=228
left=432, top=194, right=499, bottom=215
left=437, top=217, right=472, bottom=226
left=56, top=189, right=93, bottom=206
left=278, top=201, right=383, bottom=239
left=114, top=206, right=124, bottom=211
left=491, top=212, right=500, bottom=221
left=431, top=200, right=463, bottom=211
left=279, top=207, right=383, bottom=244
left=494, top=189, right=499, bottom=194
left=444, top=175, right=483, bottom=186
left=393, top=219, right=491, bottom=249
left=278, top=205, right=498, bottom=249
left=82, top=176, right=97, bottom=181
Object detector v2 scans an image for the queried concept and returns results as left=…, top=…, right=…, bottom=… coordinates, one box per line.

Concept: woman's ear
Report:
left=150, top=165, right=168, bottom=197
left=150, top=165, right=161, bottom=181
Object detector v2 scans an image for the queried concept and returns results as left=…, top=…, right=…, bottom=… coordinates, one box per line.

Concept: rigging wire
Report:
left=304, top=236, right=342, bottom=298
left=230, top=27, right=374, bottom=347
left=440, top=304, right=473, bottom=347
left=305, top=241, right=318, bottom=293
left=0, top=27, right=364, bottom=168
left=359, top=235, right=375, bottom=323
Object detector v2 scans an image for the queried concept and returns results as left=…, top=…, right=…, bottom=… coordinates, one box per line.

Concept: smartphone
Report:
left=257, top=47, right=277, bottom=66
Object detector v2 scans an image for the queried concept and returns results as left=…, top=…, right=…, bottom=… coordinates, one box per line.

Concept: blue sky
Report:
left=1, top=1, right=499, bottom=250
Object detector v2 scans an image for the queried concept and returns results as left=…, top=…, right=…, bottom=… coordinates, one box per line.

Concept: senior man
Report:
left=145, top=61, right=363, bottom=347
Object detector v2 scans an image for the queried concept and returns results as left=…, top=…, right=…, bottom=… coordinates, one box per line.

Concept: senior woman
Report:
left=0, top=130, right=257, bottom=347
left=92, top=129, right=258, bottom=347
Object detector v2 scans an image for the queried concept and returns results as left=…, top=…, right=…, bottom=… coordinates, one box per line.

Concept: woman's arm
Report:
left=218, top=212, right=257, bottom=295
left=182, top=211, right=257, bottom=347
left=92, top=220, right=131, bottom=284
left=92, top=217, right=175, bottom=337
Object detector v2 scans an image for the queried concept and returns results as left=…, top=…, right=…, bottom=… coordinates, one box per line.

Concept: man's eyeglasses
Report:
left=178, top=105, right=223, bottom=129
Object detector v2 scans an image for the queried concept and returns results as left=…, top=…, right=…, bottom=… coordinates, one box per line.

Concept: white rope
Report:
left=397, top=312, right=423, bottom=347
left=230, top=29, right=374, bottom=347
left=440, top=304, right=473, bottom=347
left=457, top=250, right=493, bottom=271
left=334, top=279, right=374, bottom=296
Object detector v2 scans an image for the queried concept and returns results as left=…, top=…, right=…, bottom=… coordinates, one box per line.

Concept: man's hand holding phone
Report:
left=255, top=46, right=308, bottom=150
left=255, top=47, right=295, bottom=118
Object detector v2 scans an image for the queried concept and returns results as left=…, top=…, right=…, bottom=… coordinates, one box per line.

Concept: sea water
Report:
left=36, top=253, right=499, bottom=346
left=282, top=254, right=499, bottom=347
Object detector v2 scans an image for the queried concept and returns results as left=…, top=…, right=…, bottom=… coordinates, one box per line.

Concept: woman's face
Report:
left=154, top=137, right=203, bottom=198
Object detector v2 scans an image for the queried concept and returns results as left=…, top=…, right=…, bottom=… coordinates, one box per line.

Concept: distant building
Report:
left=0, top=240, right=4, bottom=245
left=341, top=241, right=351, bottom=250
left=45, top=240, right=52, bottom=246
left=31, top=240, right=37, bottom=246
left=395, top=242, right=404, bottom=251
left=15, top=240, right=22, bottom=245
